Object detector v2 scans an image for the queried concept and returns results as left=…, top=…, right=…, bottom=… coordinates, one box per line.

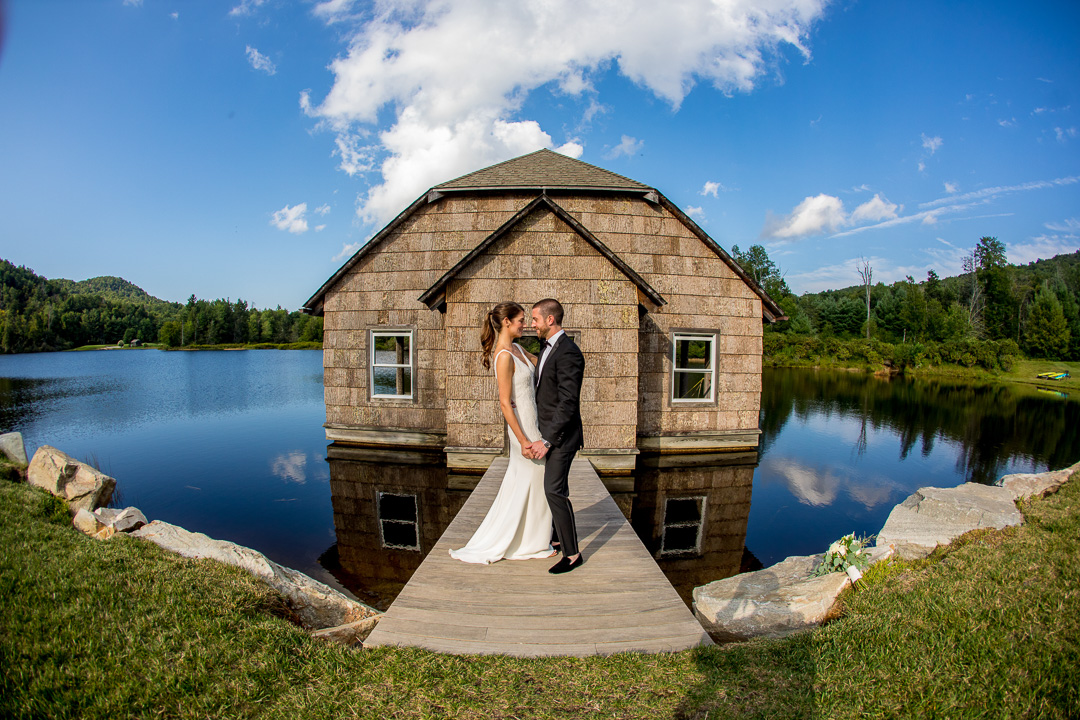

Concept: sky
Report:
left=1, top=0, right=1078, bottom=310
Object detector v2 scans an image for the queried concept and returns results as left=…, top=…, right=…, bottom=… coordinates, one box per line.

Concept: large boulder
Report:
left=0, top=432, right=28, bottom=465
left=693, top=545, right=895, bottom=642
left=995, top=462, right=1080, bottom=502
left=876, top=483, right=1022, bottom=560
left=27, top=446, right=115, bottom=514
left=131, top=520, right=378, bottom=630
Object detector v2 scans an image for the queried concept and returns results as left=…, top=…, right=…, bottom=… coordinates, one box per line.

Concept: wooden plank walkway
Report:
left=363, top=457, right=713, bottom=656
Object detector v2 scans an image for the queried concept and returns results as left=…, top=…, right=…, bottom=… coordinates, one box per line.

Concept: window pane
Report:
left=382, top=521, right=418, bottom=549
left=662, top=525, right=699, bottom=554
left=379, top=493, right=417, bottom=522
left=674, top=337, right=712, bottom=371
left=665, top=497, right=702, bottom=524
left=517, top=336, right=543, bottom=356
left=372, top=367, right=412, bottom=396
left=674, top=371, right=711, bottom=400
left=374, top=334, right=410, bottom=359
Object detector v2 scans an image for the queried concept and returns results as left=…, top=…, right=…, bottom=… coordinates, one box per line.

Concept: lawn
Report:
left=1, top=463, right=1077, bottom=719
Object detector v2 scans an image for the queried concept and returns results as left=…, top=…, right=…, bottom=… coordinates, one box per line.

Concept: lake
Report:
left=2, top=349, right=1077, bottom=608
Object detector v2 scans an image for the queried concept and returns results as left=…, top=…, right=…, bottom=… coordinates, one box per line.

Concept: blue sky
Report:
left=1, top=0, right=1078, bottom=310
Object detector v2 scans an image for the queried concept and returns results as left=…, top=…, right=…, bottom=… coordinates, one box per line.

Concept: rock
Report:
left=27, top=446, right=115, bottom=514
left=73, top=508, right=104, bottom=535
left=0, top=432, right=29, bottom=465
left=107, top=507, right=147, bottom=533
left=995, top=462, right=1079, bottom=501
left=693, top=554, right=852, bottom=641
left=90, top=506, right=147, bottom=533
left=311, top=616, right=380, bottom=646
left=877, top=483, right=1022, bottom=560
left=72, top=508, right=116, bottom=540
left=131, top=520, right=379, bottom=630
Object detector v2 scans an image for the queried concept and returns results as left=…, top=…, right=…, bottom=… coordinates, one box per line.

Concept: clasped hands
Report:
left=521, top=439, right=550, bottom=460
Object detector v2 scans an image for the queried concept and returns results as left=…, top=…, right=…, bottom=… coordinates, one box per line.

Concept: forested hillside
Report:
left=732, top=239, right=1080, bottom=366
left=0, top=260, right=322, bottom=353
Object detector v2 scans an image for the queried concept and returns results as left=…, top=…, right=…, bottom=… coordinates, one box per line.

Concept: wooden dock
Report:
left=363, top=458, right=713, bottom=656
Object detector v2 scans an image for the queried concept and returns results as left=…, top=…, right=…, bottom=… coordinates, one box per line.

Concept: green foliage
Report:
left=1025, top=286, right=1071, bottom=359
left=0, top=259, right=322, bottom=354
left=811, top=533, right=873, bottom=577
left=731, top=243, right=790, bottom=299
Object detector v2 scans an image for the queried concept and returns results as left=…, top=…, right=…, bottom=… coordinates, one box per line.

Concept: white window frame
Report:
left=369, top=329, right=415, bottom=401
left=660, top=495, right=707, bottom=557
left=671, top=331, right=718, bottom=405
left=376, top=491, right=420, bottom=551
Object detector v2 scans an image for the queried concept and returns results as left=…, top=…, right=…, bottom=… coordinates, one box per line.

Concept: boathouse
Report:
left=304, top=149, right=784, bottom=474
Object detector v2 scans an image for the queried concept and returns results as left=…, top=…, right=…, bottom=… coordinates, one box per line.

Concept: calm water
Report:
left=2, top=350, right=1077, bottom=606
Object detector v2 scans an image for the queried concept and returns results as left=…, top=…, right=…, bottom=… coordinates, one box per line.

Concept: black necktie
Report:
left=541, top=340, right=551, bottom=351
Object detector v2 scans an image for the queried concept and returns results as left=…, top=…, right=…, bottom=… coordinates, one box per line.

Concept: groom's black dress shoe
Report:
left=549, top=554, right=584, bottom=574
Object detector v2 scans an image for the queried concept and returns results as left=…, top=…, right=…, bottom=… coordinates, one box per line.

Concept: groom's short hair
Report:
left=533, top=298, right=564, bottom=325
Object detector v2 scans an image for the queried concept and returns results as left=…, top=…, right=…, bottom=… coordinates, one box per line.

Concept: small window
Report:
left=672, top=332, right=716, bottom=402
left=377, top=492, right=419, bottom=551
left=370, top=330, right=413, bottom=400
left=660, top=496, right=705, bottom=556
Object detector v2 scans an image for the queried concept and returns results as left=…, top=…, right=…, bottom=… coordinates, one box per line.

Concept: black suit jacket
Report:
left=535, top=333, right=585, bottom=450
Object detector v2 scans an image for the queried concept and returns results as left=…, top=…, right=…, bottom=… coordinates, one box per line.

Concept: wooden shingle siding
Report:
left=310, top=150, right=778, bottom=462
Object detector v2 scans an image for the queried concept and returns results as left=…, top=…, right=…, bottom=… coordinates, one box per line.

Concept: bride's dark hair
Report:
left=480, top=302, right=525, bottom=369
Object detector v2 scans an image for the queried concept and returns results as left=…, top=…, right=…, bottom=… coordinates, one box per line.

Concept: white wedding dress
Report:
left=449, top=345, right=554, bottom=564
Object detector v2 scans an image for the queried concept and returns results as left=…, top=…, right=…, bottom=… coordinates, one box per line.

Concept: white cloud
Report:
left=315, top=224, right=327, bottom=232
left=1055, top=126, right=1078, bottom=143
left=1009, top=234, right=1079, bottom=265
left=920, top=175, right=1080, bottom=209
left=245, top=46, right=277, bottom=75
left=554, top=141, right=584, bottom=158
left=122, top=0, right=143, bottom=6
left=918, top=161, right=926, bottom=172
left=850, top=193, right=899, bottom=223
left=230, top=0, right=268, bottom=17
left=271, top=451, right=308, bottom=484
left=315, top=204, right=332, bottom=216
left=303, top=0, right=829, bottom=226
left=763, top=193, right=846, bottom=239
left=921, top=133, right=943, bottom=154
left=271, top=203, right=309, bottom=233
left=999, top=117, right=1017, bottom=128
left=1046, top=218, right=1080, bottom=233
left=605, top=135, right=643, bottom=159
left=944, top=181, right=958, bottom=194
left=170, top=12, right=179, bottom=20
left=848, top=183, right=870, bottom=193
left=763, top=191, right=900, bottom=240
left=700, top=180, right=736, bottom=197
left=333, top=241, right=362, bottom=262
left=313, top=0, right=362, bottom=23
left=685, top=205, right=704, bottom=218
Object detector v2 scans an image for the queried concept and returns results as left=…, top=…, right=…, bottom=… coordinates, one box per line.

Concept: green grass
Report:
left=2, top=464, right=1077, bottom=719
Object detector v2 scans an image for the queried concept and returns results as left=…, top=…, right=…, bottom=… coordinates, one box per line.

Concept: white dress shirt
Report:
left=536, top=329, right=564, bottom=381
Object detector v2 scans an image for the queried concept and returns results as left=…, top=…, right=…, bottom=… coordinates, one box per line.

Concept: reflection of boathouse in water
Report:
left=303, top=149, right=784, bottom=475
left=322, top=448, right=758, bottom=608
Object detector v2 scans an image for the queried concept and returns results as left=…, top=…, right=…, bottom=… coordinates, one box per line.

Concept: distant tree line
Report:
left=0, top=259, right=322, bottom=354
left=731, top=238, right=1080, bottom=365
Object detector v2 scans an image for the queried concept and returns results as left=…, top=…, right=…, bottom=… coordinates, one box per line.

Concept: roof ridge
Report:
left=435, top=148, right=652, bottom=191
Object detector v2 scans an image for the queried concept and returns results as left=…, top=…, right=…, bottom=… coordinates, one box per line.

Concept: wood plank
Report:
left=363, top=457, right=712, bottom=656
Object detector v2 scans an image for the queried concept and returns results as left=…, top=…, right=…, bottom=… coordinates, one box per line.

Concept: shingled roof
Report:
left=435, top=148, right=652, bottom=193
left=304, top=149, right=786, bottom=322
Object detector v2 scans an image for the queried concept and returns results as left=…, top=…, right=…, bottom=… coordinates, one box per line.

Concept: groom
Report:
left=527, top=298, right=585, bottom=574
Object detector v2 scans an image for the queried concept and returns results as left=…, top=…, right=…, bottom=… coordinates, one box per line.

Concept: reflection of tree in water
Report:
left=0, top=377, right=80, bottom=432
left=761, top=369, right=1080, bottom=484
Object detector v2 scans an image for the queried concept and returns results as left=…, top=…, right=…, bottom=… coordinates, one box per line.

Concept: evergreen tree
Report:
left=1024, top=287, right=1070, bottom=358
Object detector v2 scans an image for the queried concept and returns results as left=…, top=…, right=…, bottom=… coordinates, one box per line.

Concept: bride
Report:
left=449, top=302, right=556, bottom=564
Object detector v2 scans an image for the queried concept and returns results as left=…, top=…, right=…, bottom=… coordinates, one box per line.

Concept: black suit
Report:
left=535, top=332, right=585, bottom=556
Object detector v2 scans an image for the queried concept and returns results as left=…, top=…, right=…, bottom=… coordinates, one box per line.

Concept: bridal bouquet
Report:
left=812, top=533, right=873, bottom=582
